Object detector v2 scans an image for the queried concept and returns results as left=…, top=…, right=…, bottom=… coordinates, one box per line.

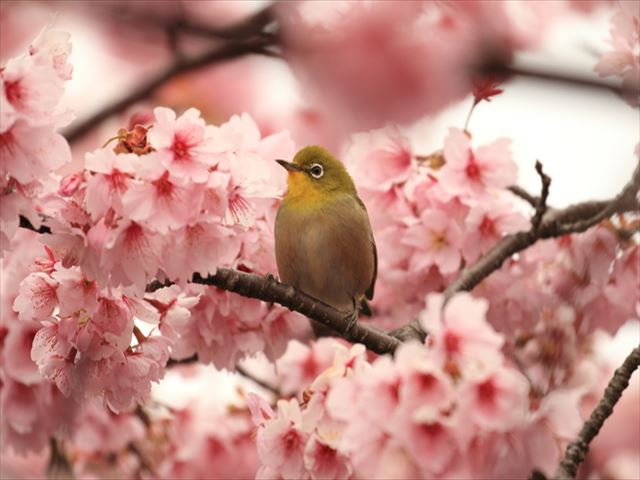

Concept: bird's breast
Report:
left=275, top=195, right=375, bottom=312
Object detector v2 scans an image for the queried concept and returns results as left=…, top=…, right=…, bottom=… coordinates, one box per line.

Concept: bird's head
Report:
left=277, top=146, right=357, bottom=204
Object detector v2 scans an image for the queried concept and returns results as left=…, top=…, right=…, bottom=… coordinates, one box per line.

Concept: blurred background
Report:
left=1, top=0, right=638, bottom=205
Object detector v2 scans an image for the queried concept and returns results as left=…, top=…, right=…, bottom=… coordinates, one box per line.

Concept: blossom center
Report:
left=153, top=171, right=174, bottom=197
left=4, top=80, right=24, bottom=108
left=479, top=216, right=496, bottom=236
left=443, top=330, right=460, bottom=355
left=477, top=379, right=497, bottom=404
left=172, top=134, right=192, bottom=161
left=465, top=154, right=481, bottom=181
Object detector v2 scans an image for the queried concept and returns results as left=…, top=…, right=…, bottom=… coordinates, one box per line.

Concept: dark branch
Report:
left=19, top=215, right=51, bottom=234
left=63, top=6, right=278, bottom=144
left=555, top=346, right=640, bottom=480
left=531, top=161, right=551, bottom=232
left=391, top=161, right=640, bottom=342
left=187, top=271, right=402, bottom=355
left=508, top=185, right=539, bottom=207
left=236, top=365, right=281, bottom=396
left=443, top=161, right=639, bottom=300
left=483, top=61, right=638, bottom=97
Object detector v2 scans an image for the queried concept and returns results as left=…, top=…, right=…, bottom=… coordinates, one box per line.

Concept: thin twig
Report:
left=531, top=160, right=551, bottom=232
left=444, top=161, right=639, bottom=300
left=390, top=162, right=640, bottom=341
left=508, top=185, right=539, bottom=207
left=189, top=271, right=402, bottom=355
left=63, top=38, right=272, bottom=143
left=483, top=61, right=638, bottom=97
left=237, top=365, right=281, bottom=396
left=555, top=346, right=640, bottom=479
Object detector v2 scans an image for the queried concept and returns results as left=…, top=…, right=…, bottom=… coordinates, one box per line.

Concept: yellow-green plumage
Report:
left=274, top=146, right=377, bottom=316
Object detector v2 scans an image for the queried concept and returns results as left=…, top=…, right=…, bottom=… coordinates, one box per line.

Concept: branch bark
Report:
left=555, top=346, right=640, bottom=479
left=444, top=160, right=639, bottom=301
left=187, top=271, right=402, bottom=355
left=391, top=161, right=640, bottom=342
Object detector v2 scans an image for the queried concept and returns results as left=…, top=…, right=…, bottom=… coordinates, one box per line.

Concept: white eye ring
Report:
left=308, top=163, right=324, bottom=179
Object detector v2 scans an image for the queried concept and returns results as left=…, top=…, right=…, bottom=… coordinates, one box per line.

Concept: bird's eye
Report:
left=308, top=163, right=324, bottom=179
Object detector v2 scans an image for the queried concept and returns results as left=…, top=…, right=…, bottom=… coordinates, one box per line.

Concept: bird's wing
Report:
left=355, top=195, right=377, bottom=300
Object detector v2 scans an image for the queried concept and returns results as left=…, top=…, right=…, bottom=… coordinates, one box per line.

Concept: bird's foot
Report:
left=264, top=272, right=277, bottom=282
left=343, top=309, right=359, bottom=335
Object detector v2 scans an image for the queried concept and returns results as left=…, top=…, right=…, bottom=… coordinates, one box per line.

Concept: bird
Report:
left=274, top=145, right=377, bottom=334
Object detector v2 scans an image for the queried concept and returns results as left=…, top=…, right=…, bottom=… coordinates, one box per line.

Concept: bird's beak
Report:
left=276, top=159, right=303, bottom=172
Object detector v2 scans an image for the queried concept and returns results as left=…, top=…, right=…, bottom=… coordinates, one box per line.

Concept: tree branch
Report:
left=531, top=160, right=551, bottom=232
left=482, top=61, right=638, bottom=97
left=236, top=365, right=281, bottom=396
left=63, top=9, right=278, bottom=144
left=443, top=161, right=639, bottom=300
left=508, top=185, right=539, bottom=207
left=554, top=346, right=640, bottom=479
left=187, top=271, right=402, bottom=355
left=391, top=161, right=640, bottom=342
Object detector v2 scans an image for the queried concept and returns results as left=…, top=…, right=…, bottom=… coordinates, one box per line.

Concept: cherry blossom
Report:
left=403, top=209, right=464, bottom=274
left=595, top=1, right=640, bottom=106
left=148, top=107, right=219, bottom=183
left=440, top=128, right=517, bottom=197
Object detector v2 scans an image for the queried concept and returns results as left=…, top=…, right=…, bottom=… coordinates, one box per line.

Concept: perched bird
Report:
left=274, top=146, right=377, bottom=332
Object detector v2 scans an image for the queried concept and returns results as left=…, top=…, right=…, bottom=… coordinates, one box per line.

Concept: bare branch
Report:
left=443, top=161, right=639, bottom=301
left=508, top=185, right=539, bottom=207
left=62, top=7, right=278, bottom=144
left=531, top=160, right=551, bottom=232
left=187, top=271, right=402, bottom=355
left=63, top=37, right=274, bottom=143
left=482, top=60, right=638, bottom=98
left=391, top=161, right=639, bottom=342
left=555, top=346, right=640, bottom=480
left=237, top=365, right=281, bottom=396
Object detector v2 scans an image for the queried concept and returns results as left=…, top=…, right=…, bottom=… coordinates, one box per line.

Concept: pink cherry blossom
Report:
left=100, top=220, right=165, bottom=290
left=71, top=403, right=145, bottom=454
left=3, top=320, right=42, bottom=385
left=595, top=2, right=640, bottom=106
left=77, top=296, right=134, bottom=360
left=51, top=265, right=98, bottom=318
left=162, top=222, right=241, bottom=281
left=30, top=320, right=75, bottom=396
left=102, top=335, right=171, bottom=412
left=403, top=209, right=464, bottom=274
left=458, top=366, right=530, bottom=431
left=84, top=149, right=137, bottom=220
left=0, top=119, right=71, bottom=184
left=13, top=272, right=58, bottom=322
left=440, top=128, right=517, bottom=197
left=1, top=55, right=64, bottom=127
left=420, top=293, right=505, bottom=373
left=462, top=199, right=530, bottom=262
left=143, top=285, right=200, bottom=339
left=276, top=339, right=337, bottom=396
left=303, top=435, right=351, bottom=480
left=345, top=127, right=413, bottom=191
left=121, top=157, right=204, bottom=234
left=148, top=106, right=219, bottom=183
left=29, top=22, right=73, bottom=81
left=256, top=398, right=310, bottom=480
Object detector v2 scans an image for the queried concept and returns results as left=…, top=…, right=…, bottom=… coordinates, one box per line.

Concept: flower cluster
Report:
left=251, top=294, right=589, bottom=479
left=277, top=1, right=559, bottom=129
left=343, top=125, right=528, bottom=329
left=0, top=23, right=72, bottom=252
left=595, top=1, right=640, bottom=107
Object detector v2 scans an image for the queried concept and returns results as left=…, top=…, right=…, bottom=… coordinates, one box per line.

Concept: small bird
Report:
left=274, top=146, right=377, bottom=333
